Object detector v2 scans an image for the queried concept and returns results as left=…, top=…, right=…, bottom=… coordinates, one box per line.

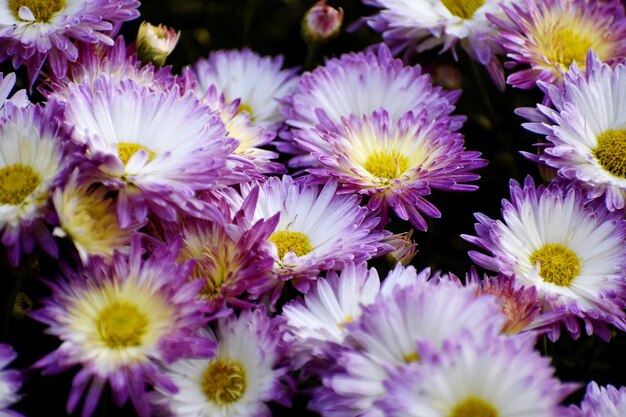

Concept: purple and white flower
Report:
left=0, top=343, right=22, bottom=417
left=571, top=382, right=626, bottom=417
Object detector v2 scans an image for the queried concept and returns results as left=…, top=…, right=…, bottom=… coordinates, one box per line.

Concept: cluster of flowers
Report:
left=1, top=0, right=626, bottom=416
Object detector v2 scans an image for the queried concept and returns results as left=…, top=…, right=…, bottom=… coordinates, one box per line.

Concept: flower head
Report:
left=0, top=101, right=74, bottom=265
left=152, top=308, right=293, bottom=417
left=136, top=21, right=180, bottom=66
left=571, top=381, right=626, bottom=417
left=519, top=52, right=626, bottom=211
left=302, top=0, right=344, bottom=44
left=188, top=48, right=299, bottom=130
left=490, top=0, right=626, bottom=89
left=0, top=0, right=140, bottom=82
left=303, top=110, right=486, bottom=230
left=31, top=235, right=215, bottom=417
left=380, top=333, right=577, bottom=417
left=463, top=177, right=626, bottom=340
left=0, top=343, right=22, bottom=417
left=63, top=75, right=238, bottom=227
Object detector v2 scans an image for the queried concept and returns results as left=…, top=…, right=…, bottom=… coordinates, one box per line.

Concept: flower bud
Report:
left=302, top=0, right=344, bottom=44
left=136, top=21, right=180, bottom=66
left=384, top=230, right=418, bottom=266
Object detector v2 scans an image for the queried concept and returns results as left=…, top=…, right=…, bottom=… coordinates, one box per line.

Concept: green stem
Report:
left=304, top=43, right=318, bottom=71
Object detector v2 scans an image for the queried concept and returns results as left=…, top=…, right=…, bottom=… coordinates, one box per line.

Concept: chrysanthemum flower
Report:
left=0, top=72, right=28, bottom=117
left=0, top=0, right=140, bottom=82
left=380, top=333, right=576, bottom=417
left=303, top=110, right=486, bottom=230
left=463, top=177, right=626, bottom=340
left=231, top=176, right=388, bottom=296
left=0, top=101, right=74, bottom=265
left=571, top=381, right=626, bottom=417
left=282, top=262, right=381, bottom=367
left=200, top=85, right=285, bottom=178
left=44, top=37, right=178, bottom=103
left=152, top=187, right=279, bottom=316
left=0, top=343, right=22, bottom=417
left=363, top=0, right=512, bottom=88
left=489, top=0, right=626, bottom=89
left=466, top=271, right=565, bottom=335
left=309, top=278, right=504, bottom=417
left=188, top=48, right=299, bottom=130
left=280, top=44, right=463, bottom=168
left=51, top=168, right=141, bottom=264
left=63, top=75, right=238, bottom=227
left=519, top=52, right=626, bottom=211
left=31, top=236, right=215, bottom=417
left=152, top=308, right=292, bottom=417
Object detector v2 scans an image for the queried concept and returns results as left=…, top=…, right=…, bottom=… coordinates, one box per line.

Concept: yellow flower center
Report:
left=237, top=102, right=255, bottom=122
left=449, top=397, right=499, bottom=417
left=440, top=0, right=485, bottom=19
left=530, top=243, right=581, bottom=287
left=403, top=352, right=421, bottom=363
left=363, top=150, right=409, bottom=180
left=117, top=142, right=156, bottom=166
left=337, top=315, right=353, bottom=330
left=202, top=359, right=247, bottom=405
left=543, top=27, right=592, bottom=71
left=0, top=164, right=41, bottom=205
left=97, top=301, right=149, bottom=348
left=594, top=129, right=626, bottom=179
left=9, top=0, right=65, bottom=22
left=268, top=230, right=313, bottom=259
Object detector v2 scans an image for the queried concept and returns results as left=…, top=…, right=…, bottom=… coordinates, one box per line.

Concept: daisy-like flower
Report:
left=489, top=0, right=626, bottom=90
left=0, top=101, right=74, bottom=265
left=380, top=333, right=576, bottom=417
left=51, top=168, right=141, bottom=264
left=152, top=187, right=279, bottom=316
left=280, top=44, right=463, bottom=168
left=44, top=37, right=178, bottom=103
left=231, top=176, right=388, bottom=297
left=0, top=72, right=28, bottom=117
left=462, top=176, right=626, bottom=340
left=309, top=278, right=504, bottom=417
left=519, top=52, right=626, bottom=211
left=200, top=84, right=285, bottom=178
left=282, top=262, right=381, bottom=368
left=0, top=343, right=22, bottom=417
left=63, top=75, right=238, bottom=227
left=363, top=0, right=512, bottom=89
left=466, top=271, right=565, bottom=335
left=188, top=48, right=299, bottom=130
left=0, top=0, right=140, bottom=82
left=152, top=308, right=292, bottom=417
left=31, top=236, right=215, bottom=417
left=303, top=110, right=486, bottom=230
left=571, top=382, right=626, bottom=417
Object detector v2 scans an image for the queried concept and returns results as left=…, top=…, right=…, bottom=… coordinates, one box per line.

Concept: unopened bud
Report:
left=302, top=0, right=344, bottom=44
left=136, top=21, right=180, bottom=66
left=384, top=230, right=418, bottom=266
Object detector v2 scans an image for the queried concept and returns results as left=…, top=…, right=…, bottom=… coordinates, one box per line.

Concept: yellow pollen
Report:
left=269, top=230, right=313, bottom=259
left=543, top=27, right=592, bottom=71
left=117, top=142, right=156, bottom=166
left=363, top=150, right=409, bottom=180
left=9, top=0, right=65, bottom=22
left=237, top=103, right=255, bottom=122
left=449, top=397, right=499, bottom=417
left=440, top=0, right=485, bottom=19
left=97, top=301, right=148, bottom=348
left=403, top=352, right=421, bottom=363
left=337, top=315, right=353, bottom=330
left=0, top=164, right=41, bottom=206
left=594, top=129, right=626, bottom=179
left=202, top=359, right=247, bottom=405
left=530, top=243, right=581, bottom=287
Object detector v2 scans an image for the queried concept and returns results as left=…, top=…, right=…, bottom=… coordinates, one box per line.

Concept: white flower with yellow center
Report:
left=463, top=177, right=626, bottom=340
left=490, top=0, right=626, bottom=89
left=32, top=236, right=214, bottom=417
left=152, top=308, right=292, bottom=417
left=0, top=102, right=73, bottom=264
